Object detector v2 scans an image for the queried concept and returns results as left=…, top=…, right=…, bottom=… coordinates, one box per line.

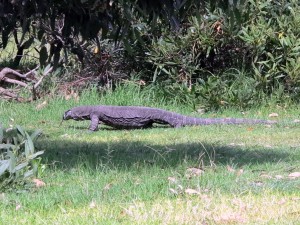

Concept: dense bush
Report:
left=0, top=125, right=44, bottom=191
left=129, top=0, right=300, bottom=109
left=239, top=0, right=300, bottom=94
left=1, top=0, right=299, bottom=109
left=0, top=0, right=224, bottom=68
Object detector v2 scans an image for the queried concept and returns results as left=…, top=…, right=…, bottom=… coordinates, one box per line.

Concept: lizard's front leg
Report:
left=89, top=115, right=100, bottom=131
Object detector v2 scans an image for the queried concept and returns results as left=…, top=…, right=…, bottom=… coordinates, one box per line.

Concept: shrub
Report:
left=139, top=0, right=300, bottom=109
left=146, top=13, right=246, bottom=84
left=239, top=0, right=300, bottom=95
left=0, top=125, right=44, bottom=191
left=143, top=9, right=256, bottom=109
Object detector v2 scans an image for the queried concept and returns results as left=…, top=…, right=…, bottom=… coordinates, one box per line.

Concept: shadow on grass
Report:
left=37, top=137, right=291, bottom=170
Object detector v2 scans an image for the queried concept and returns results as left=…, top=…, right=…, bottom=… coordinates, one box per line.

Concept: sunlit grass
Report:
left=0, top=88, right=299, bottom=224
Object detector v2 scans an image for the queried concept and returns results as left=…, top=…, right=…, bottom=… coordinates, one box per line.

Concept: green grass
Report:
left=0, top=88, right=300, bottom=224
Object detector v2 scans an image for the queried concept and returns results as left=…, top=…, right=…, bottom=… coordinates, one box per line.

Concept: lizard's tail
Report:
left=182, top=117, right=277, bottom=126
left=152, top=110, right=276, bottom=127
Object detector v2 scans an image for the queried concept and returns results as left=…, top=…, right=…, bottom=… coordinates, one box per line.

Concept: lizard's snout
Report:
left=63, top=110, right=72, bottom=120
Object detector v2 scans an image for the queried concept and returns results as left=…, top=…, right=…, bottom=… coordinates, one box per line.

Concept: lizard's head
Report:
left=63, top=107, right=90, bottom=121
left=63, top=110, right=73, bottom=120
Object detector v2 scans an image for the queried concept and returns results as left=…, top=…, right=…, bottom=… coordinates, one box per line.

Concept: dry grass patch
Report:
left=2, top=194, right=299, bottom=225
left=123, top=193, right=300, bottom=224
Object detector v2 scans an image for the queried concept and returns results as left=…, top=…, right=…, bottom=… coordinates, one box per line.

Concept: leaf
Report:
left=269, top=113, right=279, bottom=117
left=0, top=193, right=5, bottom=200
left=247, top=127, right=254, bottom=131
left=288, top=172, right=300, bottom=179
left=25, top=133, right=34, bottom=156
left=32, top=178, right=46, bottom=188
left=43, top=64, right=52, bottom=75
left=14, top=162, right=29, bottom=172
left=89, top=201, right=96, bottom=209
left=167, top=176, right=177, bottom=183
left=16, top=125, right=25, bottom=137
left=227, top=165, right=235, bottom=173
left=169, top=188, right=179, bottom=195
left=15, top=204, right=21, bottom=211
left=253, top=181, right=263, bottom=187
left=237, top=169, right=244, bottom=176
left=0, top=125, right=3, bottom=143
left=0, top=160, right=10, bottom=176
left=7, top=151, right=16, bottom=173
left=152, top=67, right=159, bottom=83
left=277, top=198, right=287, bottom=205
left=185, top=188, right=201, bottom=195
left=133, top=28, right=145, bottom=47
left=275, top=175, right=284, bottom=179
left=37, top=30, right=44, bottom=41
left=103, top=183, right=112, bottom=191
left=186, top=168, right=204, bottom=178
left=260, top=173, right=272, bottom=179
left=36, top=101, right=48, bottom=110
left=2, top=31, right=9, bottom=49
left=39, top=46, right=48, bottom=66
left=214, top=212, right=246, bottom=223
left=30, top=130, right=42, bottom=141
left=22, top=37, right=34, bottom=49
left=94, top=46, right=100, bottom=54
left=123, top=39, right=133, bottom=55
left=28, top=151, right=44, bottom=160
left=0, top=144, right=14, bottom=150
left=24, top=169, right=34, bottom=178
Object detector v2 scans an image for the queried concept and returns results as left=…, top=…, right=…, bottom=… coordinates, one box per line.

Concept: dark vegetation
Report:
left=0, top=0, right=299, bottom=108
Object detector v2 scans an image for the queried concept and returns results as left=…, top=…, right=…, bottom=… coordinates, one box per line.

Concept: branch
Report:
left=0, top=87, right=24, bottom=102
left=0, top=68, right=25, bottom=80
left=24, top=66, right=39, bottom=77
left=1, top=77, right=28, bottom=87
left=0, top=67, right=38, bottom=81
left=0, top=66, right=52, bottom=102
left=33, top=66, right=53, bottom=89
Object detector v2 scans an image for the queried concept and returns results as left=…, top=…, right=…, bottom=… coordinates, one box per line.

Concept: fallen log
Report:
left=0, top=66, right=52, bottom=102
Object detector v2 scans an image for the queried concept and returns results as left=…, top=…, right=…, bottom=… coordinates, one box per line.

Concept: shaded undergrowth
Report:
left=40, top=138, right=291, bottom=171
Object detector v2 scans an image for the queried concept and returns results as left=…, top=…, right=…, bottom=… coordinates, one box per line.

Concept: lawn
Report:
left=0, top=91, right=299, bottom=224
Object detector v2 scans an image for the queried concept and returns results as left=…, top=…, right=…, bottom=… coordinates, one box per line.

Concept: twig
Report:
left=0, top=67, right=38, bottom=80
left=33, top=66, right=53, bottom=89
left=59, top=76, right=95, bottom=90
left=0, top=66, right=49, bottom=102
left=1, top=77, right=28, bottom=87
left=0, top=87, right=24, bottom=102
left=0, top=68, right=25, bottom=80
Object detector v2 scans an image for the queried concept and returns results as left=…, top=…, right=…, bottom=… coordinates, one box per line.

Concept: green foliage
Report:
left=1, top=0, right=300, bottom=109
left=0, top=0, right=204, bottom=67
left=146, top=15, right=215, bottom=84
left=195, top=69, right=270, bottom=109
left=239, top=0, right=300, bottom=94
left=146, top=69, right=270, bottom=109
left=143, top=9, right=257, bottom=109
left=0, top=125, right=44, bottom=191
left=130, top=0, right=300, bottom=109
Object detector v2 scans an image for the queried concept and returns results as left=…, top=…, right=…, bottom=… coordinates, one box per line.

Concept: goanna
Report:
left=62, top=105, right=276, bottom=131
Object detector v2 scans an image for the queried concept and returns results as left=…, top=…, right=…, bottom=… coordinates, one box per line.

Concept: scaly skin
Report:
left=62, top=105, right=276, bottom=131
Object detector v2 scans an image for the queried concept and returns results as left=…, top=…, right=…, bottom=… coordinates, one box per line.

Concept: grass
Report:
left=0, top=87, right=300, bottom=224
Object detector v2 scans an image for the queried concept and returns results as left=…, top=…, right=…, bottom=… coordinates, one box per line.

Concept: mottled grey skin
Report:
left=62, top=105, right=276, bottom=131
